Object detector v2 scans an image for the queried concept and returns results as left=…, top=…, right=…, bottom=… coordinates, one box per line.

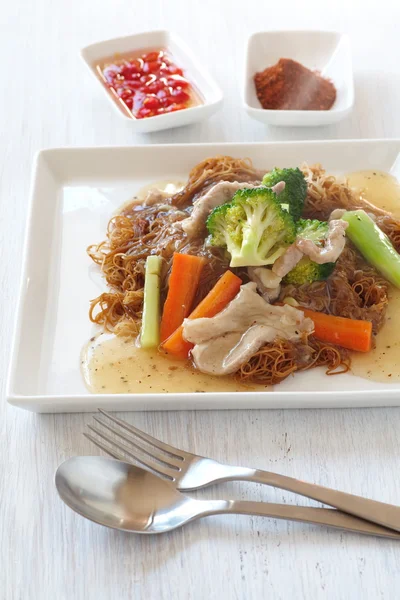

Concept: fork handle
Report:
left=227, top=467, right=400, bottom=533
left=205, top=500, right=400, bottom=540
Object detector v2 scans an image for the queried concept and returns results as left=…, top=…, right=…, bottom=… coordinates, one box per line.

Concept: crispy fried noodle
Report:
left=88, top=156, right=400, bottom=384
left=238, top=338, right=349, bottom=385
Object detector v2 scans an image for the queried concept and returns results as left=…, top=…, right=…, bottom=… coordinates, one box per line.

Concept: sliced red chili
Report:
left=100, top=49, right=195, bottom=119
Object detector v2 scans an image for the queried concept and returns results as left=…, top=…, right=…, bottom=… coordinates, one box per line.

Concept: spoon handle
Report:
left=204, top=500, right=400, bottom=539
left=220, top=466, right=400, bottom=533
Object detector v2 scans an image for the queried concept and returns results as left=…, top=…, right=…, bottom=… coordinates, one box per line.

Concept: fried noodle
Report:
left=279, top=246, right=389, bottom=333
left=302, top=163, right=400, bottom=251
left=170, top=155, right=263, bottom=208
left=238, top=337, right=349, bottom=385
left=88, top=156, right=259, bottom=333
left=87, top=156, right=398, bottom=384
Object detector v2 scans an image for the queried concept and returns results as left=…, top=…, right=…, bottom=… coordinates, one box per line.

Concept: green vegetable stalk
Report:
left=140, top=255, right=163, bottom=348
left=341, top=209, right=400, bottom=288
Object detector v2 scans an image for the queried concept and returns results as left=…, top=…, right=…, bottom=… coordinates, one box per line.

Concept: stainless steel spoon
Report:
left=55, top=456, right=400, bottom=538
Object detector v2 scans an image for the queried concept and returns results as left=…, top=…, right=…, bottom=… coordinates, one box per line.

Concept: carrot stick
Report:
left=162, top=270, right=242, bottom=359
left=160, top=253, right=207, bottom=342
left=300, top=307, right=372, bottom=353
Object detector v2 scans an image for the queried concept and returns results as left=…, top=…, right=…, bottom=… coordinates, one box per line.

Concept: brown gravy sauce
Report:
left=347, top=170, right=400, bottom=383
left=82, top=334, right=266, bottom=394
left=116, top=180, right=185, bottom=215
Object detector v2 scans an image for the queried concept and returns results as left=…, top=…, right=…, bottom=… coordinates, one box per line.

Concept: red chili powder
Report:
left=254, top=58, right=337, bottom=111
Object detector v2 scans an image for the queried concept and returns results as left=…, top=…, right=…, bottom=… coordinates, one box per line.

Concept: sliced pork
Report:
left=329, top=208, right=346, bottom=221
left=247, top=267, right=282, bottom=302
left=272, top=244, right=303, bottom=277
left=182, top=283, right=313, bottom=375
left=181, top=181, right=259, bottom=238
left=271, top=180, right=286, bottom=196
left=296, top=219, right=348, bottom=264
left=180, top=180, right=286, bottom=239
left=143, top=189, right=171, bottom=206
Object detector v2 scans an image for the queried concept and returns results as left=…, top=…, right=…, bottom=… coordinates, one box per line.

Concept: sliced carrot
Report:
left=160, top=253, right=207, bottom=342
left=300, top=307, right=372, bottom=353
left=162, top=270, right=242, bottom=359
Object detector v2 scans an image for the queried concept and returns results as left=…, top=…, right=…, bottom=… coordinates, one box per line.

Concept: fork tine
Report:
left=83, top=432, right=127, bottom=461
left=86, top=424, right=175, bottom=480
left=84, top=431, right=174, bottom=482
left=98, top=409, right=187, bottom=460
left=93, top=416, right=181, bottom=470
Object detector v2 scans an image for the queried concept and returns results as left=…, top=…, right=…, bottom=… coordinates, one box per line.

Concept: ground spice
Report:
left=254, top=58, right=336, bottom=111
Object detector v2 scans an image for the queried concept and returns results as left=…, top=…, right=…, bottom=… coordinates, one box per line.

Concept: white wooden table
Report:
left=2, top=1, right=400, bottom=598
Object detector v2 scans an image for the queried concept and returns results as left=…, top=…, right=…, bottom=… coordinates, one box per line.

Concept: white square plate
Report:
left=244, top=31, right=354, bottom=126
left=7, top=140, right=400, bottom=413
left=81, top=30, right=223, bottom=133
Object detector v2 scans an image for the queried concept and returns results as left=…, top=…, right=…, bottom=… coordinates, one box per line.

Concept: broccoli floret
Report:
left=284, top=219, right=335, bottom=284
left=283, top=256, right=335, bottom=285
left=206, top=187, right=296, bottom=267
left=262, top=167, right=307, bottom=220
left=296, top=218, right=330, bottom=245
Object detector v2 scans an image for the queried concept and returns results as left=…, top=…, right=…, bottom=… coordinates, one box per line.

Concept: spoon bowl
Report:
left=55, top=456, right=207, bottom=533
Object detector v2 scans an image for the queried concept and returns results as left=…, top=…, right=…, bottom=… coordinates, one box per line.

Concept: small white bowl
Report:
left=81, top=30, right=223, bottom=133
left=244, top=30, right=354, bottom=127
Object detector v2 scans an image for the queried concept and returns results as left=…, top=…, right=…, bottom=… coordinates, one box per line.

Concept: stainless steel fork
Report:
left=85, top=409, right=400, bottom=533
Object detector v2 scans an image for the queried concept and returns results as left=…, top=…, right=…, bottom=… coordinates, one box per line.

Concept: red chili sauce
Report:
left=98, top=49, right=198, bottom=119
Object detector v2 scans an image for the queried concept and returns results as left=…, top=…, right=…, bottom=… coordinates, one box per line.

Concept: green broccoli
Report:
left=206, top=187, right=296, bottom=267
left=284, top=218, right=335, bottom=284
left=262, top=167, right=307, bottom=220
left=295, top=218, right=330, bottom=245
left=283, top=256, right=335, bottom=285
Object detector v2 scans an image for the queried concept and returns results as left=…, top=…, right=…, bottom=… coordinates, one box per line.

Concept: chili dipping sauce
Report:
left=97, top=49, right=202, bottom=119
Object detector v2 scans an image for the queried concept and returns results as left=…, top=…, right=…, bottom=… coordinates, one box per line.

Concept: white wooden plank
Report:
left=2, top=0, right=400, bottom=598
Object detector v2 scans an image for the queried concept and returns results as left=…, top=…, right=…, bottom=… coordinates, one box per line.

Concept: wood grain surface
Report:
left=2, top=0, right=400, bottom=598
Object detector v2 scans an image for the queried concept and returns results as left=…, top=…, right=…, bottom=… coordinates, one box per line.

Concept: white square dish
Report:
left=7, top=140, right=400, bottom=413
left=244, top=31, right=354, bottom=127
left=81, top=30, right=223, bottom=133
